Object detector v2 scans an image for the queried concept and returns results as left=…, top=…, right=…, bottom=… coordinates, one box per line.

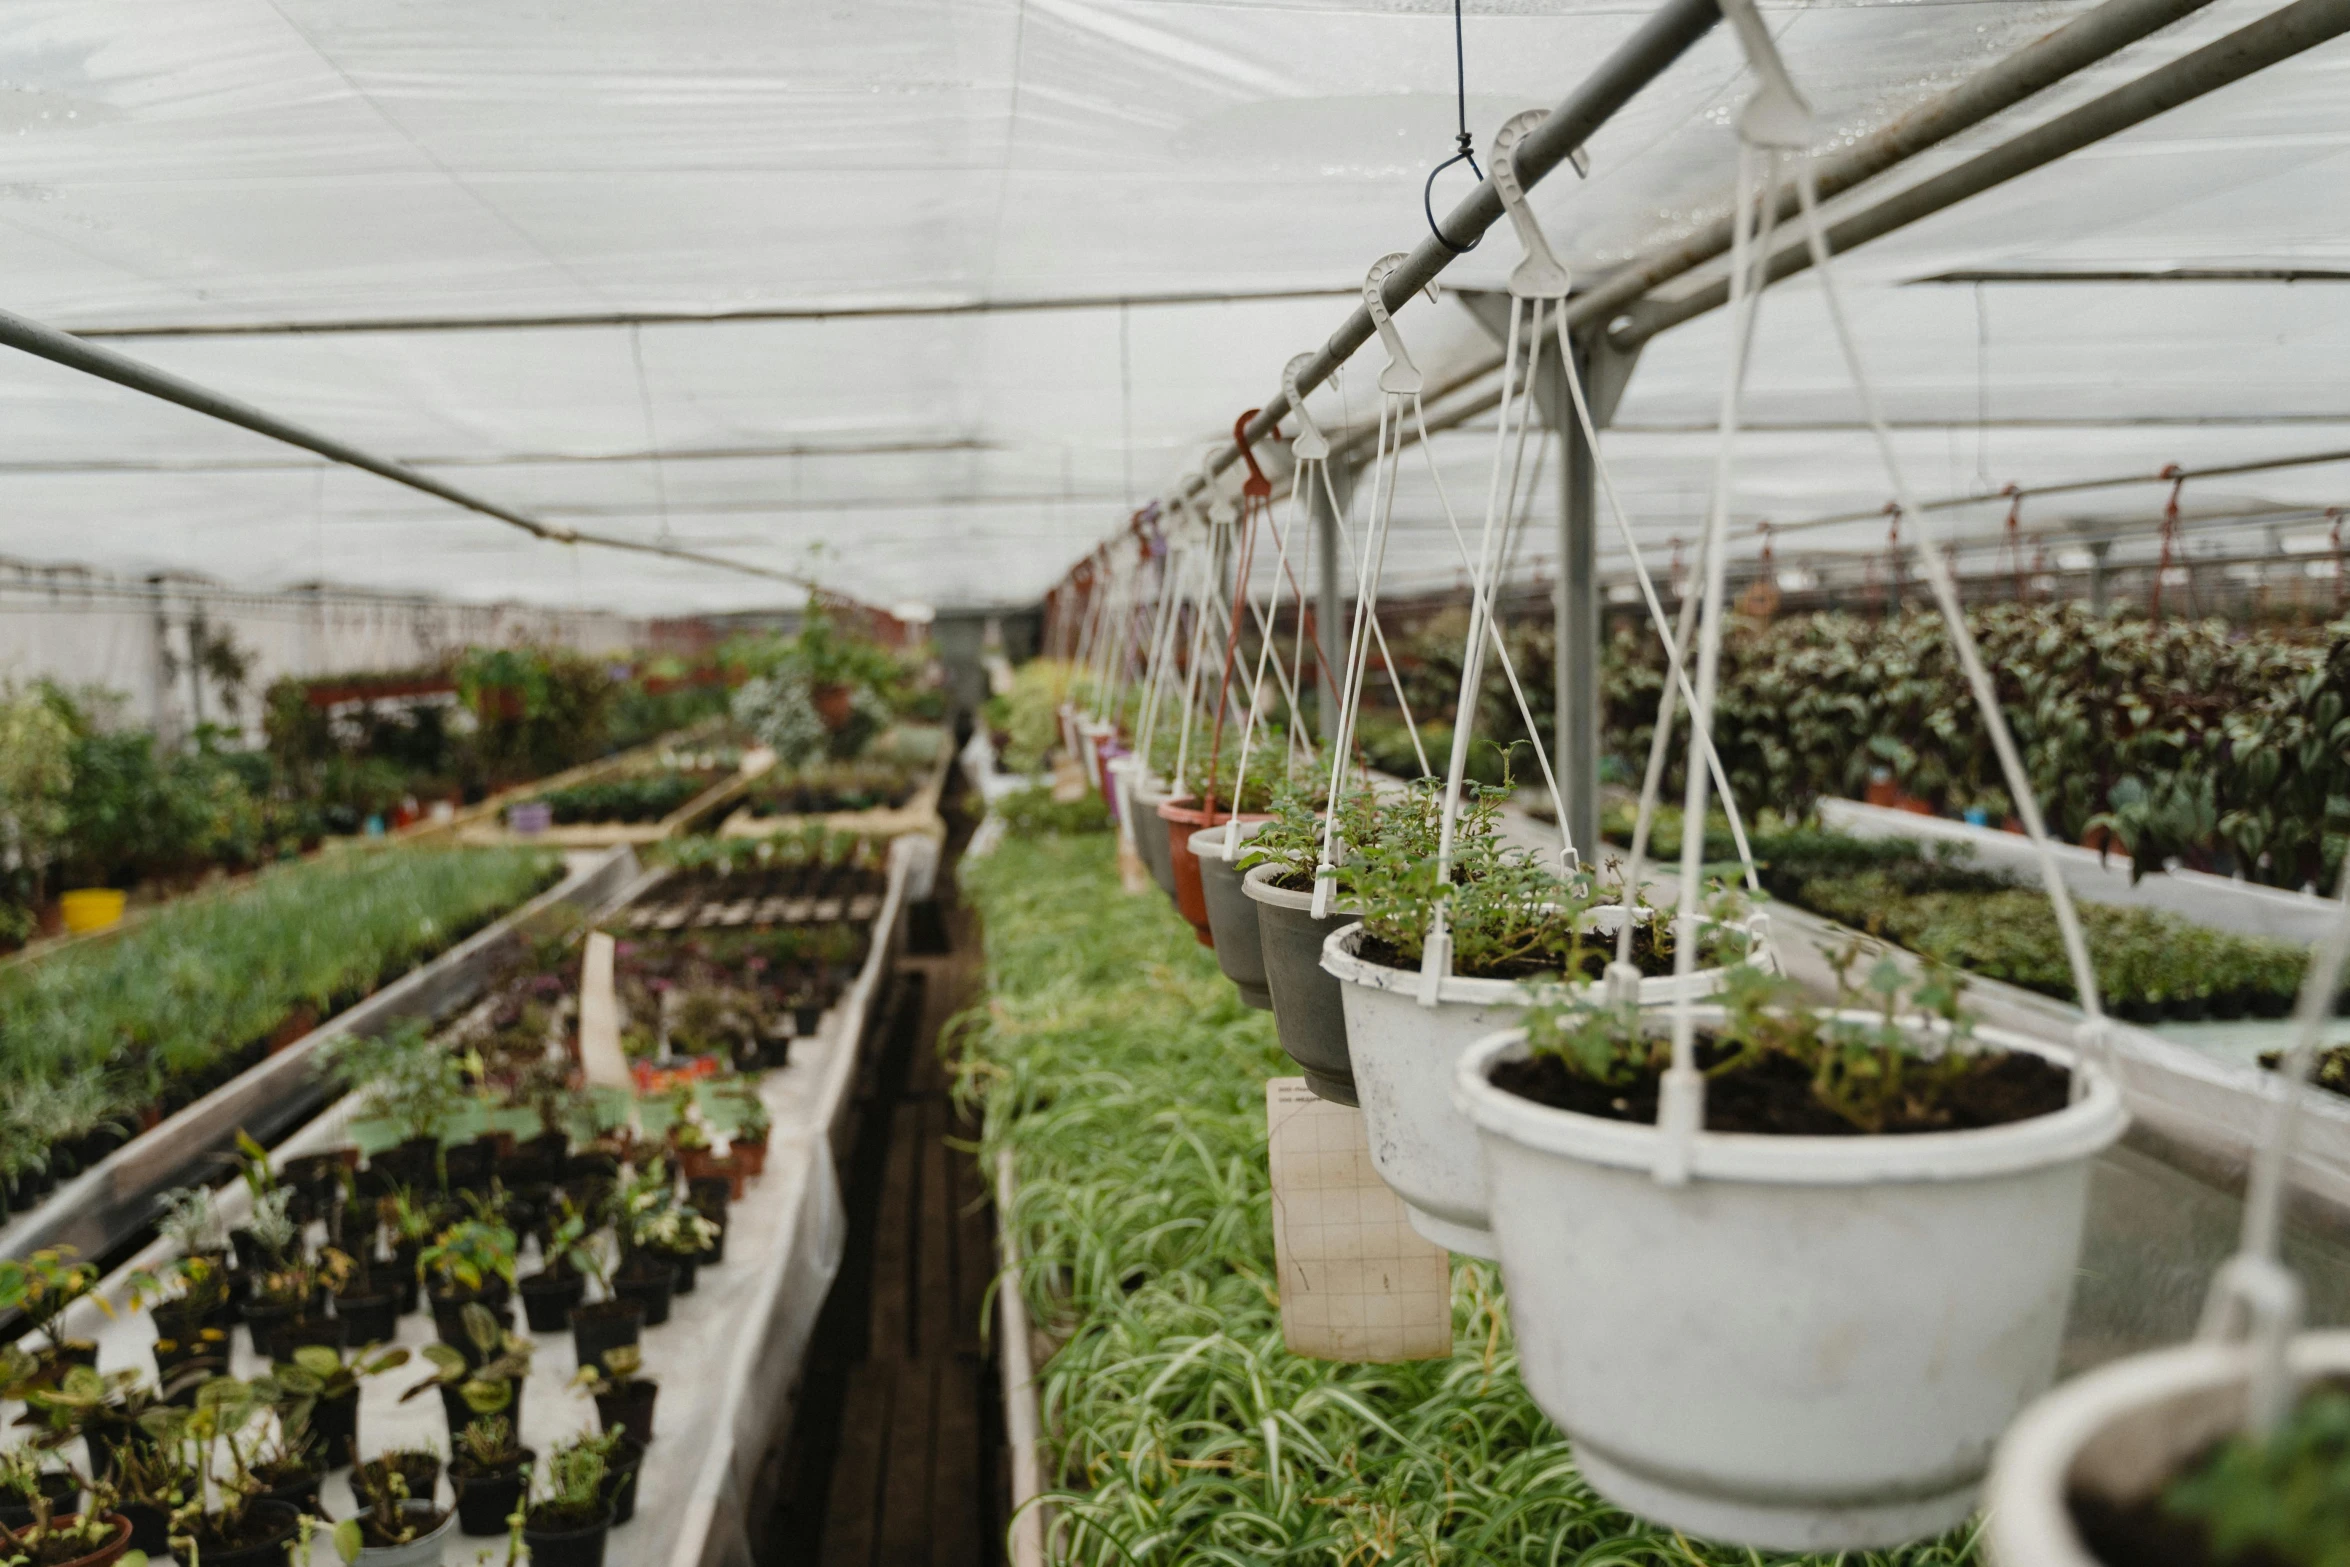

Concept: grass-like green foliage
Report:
left=953, top=833, right=1979, bottom=1565
left=994, top=786, right=1111, bottom=840
left=2162, top=1382, right=2350, bottom=1565
left=0, top=846, right=556, bottom=1175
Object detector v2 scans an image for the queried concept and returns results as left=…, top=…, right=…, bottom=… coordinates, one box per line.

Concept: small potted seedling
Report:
left=126, top=1256, right=231, bottom=1389
left=150, top=1187, right=232, bottom=1329
left=711, top=1088, right=769, bottom=1178
left=0, top=1460, right=134, bottom=1567
left=520, top=1430, right=618, bottom=1567
left=272, top=1343, right=409, bottom=1470
left=572, top=1346, right=657, bottom=1446
left=615, top=1162, right=718, bottom=1303
left=353, top=1449, right=442, bottom=1515
left=1452, top=955, right=2126, bottom=1547
left=417, top=1219, right=517, bottom=1359
left=0, top=1250, right=109, bottom=1386
left=105, top=1424, right=191, bottom=1557
left=377, top=1189, right=443, bottom=1315
left=19, top=1364, right=188, bottom=1493
left=166, top=1377, right=304, bottom=1567
left=517, top=1201, right=589, bottom=1333
left=0, top=1444, right=81, bottom=1533
left=402, top=1304, right=534, bottom=1447
left=333, top=1453, right=455, bottom=1567
left=446, top=1417, right=532, bottom=1539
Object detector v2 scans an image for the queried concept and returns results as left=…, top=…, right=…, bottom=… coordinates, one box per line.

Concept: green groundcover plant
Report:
left=951, top=831, right=1978, bottom=1565
left=0, top=845, right=556, bottom=1186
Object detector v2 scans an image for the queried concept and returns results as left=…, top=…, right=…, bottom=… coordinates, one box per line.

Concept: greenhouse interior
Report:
left=3, top=1, right=2350, bottom=1564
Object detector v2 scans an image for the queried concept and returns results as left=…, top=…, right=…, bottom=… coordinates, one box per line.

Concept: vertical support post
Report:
left=1314, top=464, right=1350, bottom=742
left=2089, top=538, right=2112, bottom=611
left=1556, top=336, right=1602, bottom=858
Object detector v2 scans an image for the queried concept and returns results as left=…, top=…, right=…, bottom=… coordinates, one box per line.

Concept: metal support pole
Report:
left=2090, top=539, right=2113, bottom=610
left=1559, top=340, right=1601, bottom=856
left=1314, top=464, right=1353, bottom=741
left=1617, top=0, right=2350, bottom=347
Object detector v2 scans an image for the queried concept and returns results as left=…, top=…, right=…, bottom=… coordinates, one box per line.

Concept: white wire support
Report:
left=1221, top=453, right=1313, bottom=857
left=1652, top=131, right=1778, bottom=1188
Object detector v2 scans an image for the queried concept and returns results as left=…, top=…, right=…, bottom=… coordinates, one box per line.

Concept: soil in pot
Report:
left=593, top=1380, right=658, bottom=1445
left=612, top=1259, right=676, bottom=1327
left=519, top=1269, right=587, bottom=1332
left=357, top=1452, right=443, bottom=1505
left=522, top=1505, right=612, bottom=1567
left=187, top=1501, right=302, bottom=1567
left=1489, top=1036, right=2072, bottom=1135
left=570, top=1299, right=644, bottom=1367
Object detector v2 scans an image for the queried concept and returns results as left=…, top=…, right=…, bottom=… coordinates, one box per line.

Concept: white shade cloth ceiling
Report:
left=0, top=0, right=2343, bottom=615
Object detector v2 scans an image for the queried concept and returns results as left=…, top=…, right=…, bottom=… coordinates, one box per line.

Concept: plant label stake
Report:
left=1265, top=1079, right=1451, bottom=1363
left=577, top=931, right=630, bottom=1091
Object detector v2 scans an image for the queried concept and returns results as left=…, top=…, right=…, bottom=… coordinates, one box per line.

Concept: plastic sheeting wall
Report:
left=0, top=0, right=2341, bottom=612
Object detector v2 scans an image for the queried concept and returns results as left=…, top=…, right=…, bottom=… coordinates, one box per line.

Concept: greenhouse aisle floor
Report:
left=758, top=797, right=1009, bottom=1566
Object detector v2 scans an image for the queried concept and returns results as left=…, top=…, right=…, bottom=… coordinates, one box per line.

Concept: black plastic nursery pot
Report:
left=0, top=1471, right=81, bottom=1530
left=570, top=1299, right=644, bottom=1367
left=519, top=1268, right=587, bottom=1332
left=665, top=1248, right=700, bottom=1297
left=451, top=1449, right=533, bottom=1537
left=313, top=1389, right=360, bottom=1470
left=255, top=1460, right=325, bottom=1517
left=120, top=1500, right=172, bottom=1557
left=442, top=1138, right=498, bottom=1192
left=523, top=1506, right=613, bottom=1567
left=242, top=1300, right=300, bottom=1362
left=600, top=1439, right=647, bottom=1527
left=336, top=1287, right=401, bottom=1346
left=390, top=1243, right=423, bottom=1314
left=593, top=1379, right=658, bottom=1445
left=188, top=1501, right=301, bottom=1567
left=612, top=1258, right=677, bottom=1327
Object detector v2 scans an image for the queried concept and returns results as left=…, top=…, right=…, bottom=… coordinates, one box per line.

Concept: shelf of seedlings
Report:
left=403, top=721, right=729, bottom=848
left=459, top=744, right=772, bottom=850
left=21, top=829, right=915, bottom=1567
left=0, top=846, right=639, bottom=1268
left=718, top=725, right=953, bottom=844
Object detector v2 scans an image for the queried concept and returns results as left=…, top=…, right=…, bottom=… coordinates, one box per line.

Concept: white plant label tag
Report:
left=1265, top=1079, right=1451, bottom=1363
left=577, top=930, right=631, bottom=1090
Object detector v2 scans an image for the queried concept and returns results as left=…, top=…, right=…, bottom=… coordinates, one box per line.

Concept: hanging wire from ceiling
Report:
left=628, top=323, right=675, bottom=547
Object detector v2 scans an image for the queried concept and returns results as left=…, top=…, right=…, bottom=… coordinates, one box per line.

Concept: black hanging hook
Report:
left=1424, top=0, right=1481, bottom=254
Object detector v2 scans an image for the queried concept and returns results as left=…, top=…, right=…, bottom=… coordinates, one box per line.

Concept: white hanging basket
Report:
left=1453, top=1013, right=2127, bottom=1550
left=1318, top=916, right=1762, bottom=1259
left=1982, top=1329, right=2350, bottom=1566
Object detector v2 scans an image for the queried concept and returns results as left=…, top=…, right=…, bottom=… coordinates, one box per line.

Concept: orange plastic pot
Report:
left=1156, top=797, right=1270, bottom=947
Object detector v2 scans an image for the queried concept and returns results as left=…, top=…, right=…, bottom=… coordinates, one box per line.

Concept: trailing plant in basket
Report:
left=2099, top=1380, right=2350, bottom=1567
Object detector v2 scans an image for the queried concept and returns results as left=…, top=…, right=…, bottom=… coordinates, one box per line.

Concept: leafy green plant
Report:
left=525, top=1428, right=619, bottom=1529
left=317, top=1020, right=474, bottom=1146
left=0, top=1249, right=107, bottom=1355
left=2160, top=1381, right=2350, bottom=1566
left=417, top=1219, right=518, bottom=1298
left=402, top=1303, right=534, bottom=1418
left=993, top=785, right=1110, bottom=840
left=0, top=846, right=555, bottom=1182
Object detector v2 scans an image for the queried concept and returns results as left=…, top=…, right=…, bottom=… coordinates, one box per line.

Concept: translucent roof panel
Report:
left=0, top=0, right=2340, bottom=613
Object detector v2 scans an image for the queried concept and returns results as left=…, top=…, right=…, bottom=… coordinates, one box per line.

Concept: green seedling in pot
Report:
left=402, top=1304, right=534, bottom=1418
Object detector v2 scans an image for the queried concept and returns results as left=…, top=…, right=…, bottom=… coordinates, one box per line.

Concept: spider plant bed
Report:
left=0, top=846, right=558, bottom=1211
left=955, top=831, right=1984, bottom=1566
left=1984, top=1331, right=2350, bottom=1567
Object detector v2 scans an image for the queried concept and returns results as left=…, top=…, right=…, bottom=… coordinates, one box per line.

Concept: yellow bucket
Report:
left=60, top=888, right=127, bottom=934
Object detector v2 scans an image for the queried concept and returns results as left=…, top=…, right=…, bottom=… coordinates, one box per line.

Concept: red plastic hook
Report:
left=1234, top=409, right=1273, bottom=503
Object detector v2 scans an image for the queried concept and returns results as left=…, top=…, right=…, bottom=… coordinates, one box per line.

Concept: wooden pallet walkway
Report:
left=758, top=804, right=1005, bottom=1567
